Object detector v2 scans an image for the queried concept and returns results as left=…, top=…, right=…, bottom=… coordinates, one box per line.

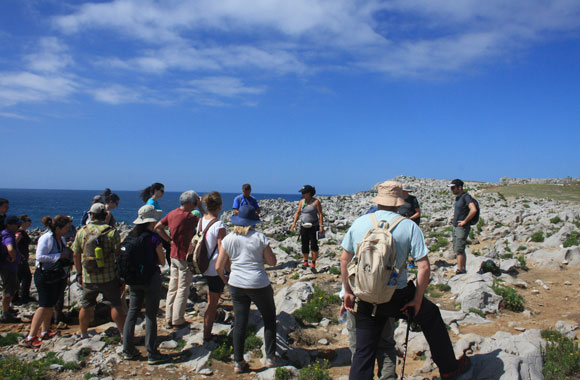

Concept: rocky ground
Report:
left=1, top=176, right=580, bottom=380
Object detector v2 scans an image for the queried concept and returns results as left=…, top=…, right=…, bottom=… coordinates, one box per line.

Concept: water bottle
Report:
left=338, top=310, right=348, bottom=324
left=95, top=246, right=104, bottom=268
left=387, top=270, right=398, bottom=286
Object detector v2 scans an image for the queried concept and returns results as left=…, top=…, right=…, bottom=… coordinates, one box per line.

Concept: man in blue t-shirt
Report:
left=232, top=184, right=260, bottom=216
left=341, top=181, right=469, bottom=380
left=448, top=179, right=478, bottom=275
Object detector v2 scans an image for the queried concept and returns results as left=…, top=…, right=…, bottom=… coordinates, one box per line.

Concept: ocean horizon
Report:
left=0, top=188, right=303, bottom=229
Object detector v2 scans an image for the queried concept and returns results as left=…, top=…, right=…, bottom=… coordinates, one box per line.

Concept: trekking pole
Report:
left=400, top=307, right=414, bottom=380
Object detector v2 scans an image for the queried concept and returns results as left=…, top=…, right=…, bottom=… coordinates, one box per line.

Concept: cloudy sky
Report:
left=1, top=0, right=579, bottom=194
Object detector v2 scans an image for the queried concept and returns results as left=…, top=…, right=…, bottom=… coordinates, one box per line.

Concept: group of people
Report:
left=0, top=179, right=477, bottom=378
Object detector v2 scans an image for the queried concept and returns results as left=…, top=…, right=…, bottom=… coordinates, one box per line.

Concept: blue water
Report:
left=0, top=189, right=302, bottom=228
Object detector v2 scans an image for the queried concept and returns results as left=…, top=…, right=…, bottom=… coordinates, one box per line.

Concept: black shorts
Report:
left=300, top=225, right=319, bottom=254
left=34, top=269, right=67, bottom=308
left=204, top=275, right=225, bottom=294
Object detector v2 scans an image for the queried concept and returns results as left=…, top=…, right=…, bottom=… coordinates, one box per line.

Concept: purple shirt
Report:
left=1, top=230, right=22, bottom=272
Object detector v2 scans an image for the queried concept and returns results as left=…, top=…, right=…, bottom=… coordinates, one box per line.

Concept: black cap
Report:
left=299, top=185, right=316, bottom=195
left=5, top=215, right=20, bottom=225
left=448, top=179, right=464, bottom=188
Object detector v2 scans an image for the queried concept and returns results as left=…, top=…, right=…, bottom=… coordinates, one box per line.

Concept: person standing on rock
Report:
left=341, top=181, right=470, bottom=380
left=398, top=185, right=422, bottom=269
left=123, top=205, right=169, bottom=365
left=448, top=179, right=478, bottom=275
left=233, top=183, right=260, bottom=216
left=216, top=205, right=278, bottom=373
left=15, top=215, right=33, bottom=304
left=155, top=190, right=202, bottom=329
left=290, top=185, right=324, bottom=270
left=72, top=203, right=126, bottom=339
left=0, top=215, right=22, bottom=323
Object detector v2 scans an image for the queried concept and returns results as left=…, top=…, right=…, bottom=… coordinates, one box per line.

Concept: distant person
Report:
left=232, top=184, right=260, bottom=216
left=123, top=205, right=168, bottom=365
left=141, top=183, right=165, bottom=210
left=0, top=216, right=22, bottom=323
left=102, top=189, right=120, bottom=227
left=21, top=215, right=73, bottom=348
left=81, top=194, right=106, bottom=226
left=15, top=215, right=33, bottom=304
left=398, top=185, right=421, bottom=269
left=448, top=179, right=477, bottom=275
left=290, top=185, right=324, bottom=269
left=341, top=181, right=470, bottom=380
left=155, top=190, right=203, bottom=329
left=0, top=198, right=9, bottom=231
left=216, top=205, right=278, bottom=374
left=72, top=203, right=126, bottom=339
left=200, top=191, right=227, bottom=342
left=54, top=216, right=77, bottom=325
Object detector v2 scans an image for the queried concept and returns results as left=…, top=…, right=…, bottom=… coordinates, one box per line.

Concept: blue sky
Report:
left=1, top=0, right=579, bottom=195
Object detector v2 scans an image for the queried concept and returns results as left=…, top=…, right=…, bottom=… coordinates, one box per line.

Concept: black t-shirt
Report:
left=0, top=215, right=5, bottom=232
left=453, top=193, right=474, bottom=227
left=398, top=195, right=421, bottom=225
left=16, top=229, right=31, bottom=260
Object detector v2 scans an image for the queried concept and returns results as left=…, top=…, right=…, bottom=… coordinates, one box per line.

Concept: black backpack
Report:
left=469, top=197, right=481, bottom=226
left=117, top=231, right=153, bottom=285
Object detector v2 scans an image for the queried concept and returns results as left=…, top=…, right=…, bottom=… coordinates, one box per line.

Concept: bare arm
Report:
left=409, top=208, right=421, bottom=221
left=74, top=250, right=82, bottom=284
left=216, top=246, right=230, bottom=285
left=290, top=200, right=303, bottom=231
left=401, top=256, right=430, bottom=317
left=5, top=244, right=16, bottom=262
left=458, top=202, right=478, bottom=227
left=340, top=249, right=355, bottom=312
left=263, top=245, right=277, bottom=266
left=154, top=221, right=171, bottom=243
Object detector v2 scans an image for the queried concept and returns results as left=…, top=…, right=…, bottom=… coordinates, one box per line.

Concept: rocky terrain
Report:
left=1, top=176, right=580, bottom=380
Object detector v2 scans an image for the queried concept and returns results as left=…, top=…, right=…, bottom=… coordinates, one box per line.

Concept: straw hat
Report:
left=372, top=181, right=405, bottom=207
left=133, top=205, right=162, bottom=224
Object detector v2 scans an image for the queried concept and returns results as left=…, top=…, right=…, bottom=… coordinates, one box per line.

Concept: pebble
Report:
left=531, top=290, right=540, bottom=294
left=198, top=368, right=213, bottom=376
left=318, top=338, right=329, bottom=345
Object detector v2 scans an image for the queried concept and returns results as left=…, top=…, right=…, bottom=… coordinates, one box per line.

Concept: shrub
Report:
left=298, top=360, right=332, bottom=380
left=0, top=351, right=81, bottom=380
left=518, top=255, right=528, bottom=271
left=291, top=273, right=300, bottom=280
left=541, top=330, right=580, bottom=380
left=492, top=280, right=524, bottom=312
left=499, top=253, right=513, bottom=259
left=210, top=342, right=233, bottom=361
left=497, top=192, right=506, bottom=201
left=550, top=216, right=562, bottom=224
left=531, top=231, right=545, bottom=242
left=563, top=231, right=580, bottom=248
left=435, top=284, right=451, bottom=292
left=517, top=245, right=527, bottom=251
left=468, top=308, right=485, bottom=318
left=0, top=332, right=21, bottom=347
left=429, top=237, right=449, bottom=252
left=481, top=261, right=501, bottom=276
left=275, top=367, right=296, bottom=380
left=293, top=286, right=341, bottom=324
left=244, top=330, right=263, bottom=354
left=328, top=266, right=340, bottom=275
left=523, top=204, right=530, bottom=208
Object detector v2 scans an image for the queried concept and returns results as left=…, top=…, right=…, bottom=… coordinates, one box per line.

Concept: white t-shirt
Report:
left=36, top=231, right=67, bottom=268
left=201, top=217, right=226, bottom=277
left=221, top=230, right=271, bottom=289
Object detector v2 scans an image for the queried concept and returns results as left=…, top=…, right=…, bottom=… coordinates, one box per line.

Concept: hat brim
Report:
left=230, top=215, right=260, bottom=226
left=133, top=217, right=159, bottom=225
left=372, top=195, right=406, bottom=207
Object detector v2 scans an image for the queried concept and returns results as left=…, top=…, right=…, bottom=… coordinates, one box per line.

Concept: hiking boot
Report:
left=456, top=269, right=467, bottom=275
left=0, top=313, right=21, bottom=323
left=309, top=262, right=316, bottom=269
left=123, top=349, right=141, bottom=360
left=302, top=261, right=309, bottom=268
left=234, top=360, right=250, bottom=374
left=41, top=330, right=59, bottom=340
left=441, top=355, right=471, bottom=380
left=148, top=352, right=169, bottom=365
left=20, top=336, right=42, bottom=348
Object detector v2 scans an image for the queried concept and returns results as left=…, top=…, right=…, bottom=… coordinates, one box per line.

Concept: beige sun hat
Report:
left=372, top=181, right=406, bottom=207
left=133, top=204, right=163, bottom=224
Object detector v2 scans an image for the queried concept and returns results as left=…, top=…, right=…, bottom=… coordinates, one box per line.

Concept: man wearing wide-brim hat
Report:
left=340, top=180, right=470, bottom=380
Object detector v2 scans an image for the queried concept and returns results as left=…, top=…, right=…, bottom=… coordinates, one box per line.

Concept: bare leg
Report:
left=2, top=296, right=12, bottom=313
left=311, top=251, right=319, bottom=264
left=111, top=306, right=126, bottom=335
left=204, top=291, right=220, bottom=340
left=79, top=307, right=93, bottom=335
left=28, top=307, right=53, bottom=337
left=457, top=253, right=466, bottom=271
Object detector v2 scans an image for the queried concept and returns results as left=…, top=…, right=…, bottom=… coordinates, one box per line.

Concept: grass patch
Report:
left=484, top=183, right=580, bottom=203
left=517, top=245, right=527, bottom=251
left=291, top=272, right=300, bottom=280
left=101, top=334, right=121, bottom=346
left=275, top=367, right=296, bottom=380
left=550, top=216, right=562, bottom=224
left=0, top=351, right=82, bottom=380
left=429, top=237, right=449, bottom=252
left=518, top=255, right=529, bottom=271
left=435, top=283, right=451, bottom=292
left=531, top=231, right=545, bottom=242
left=563, top=231, right=580, bottom=248
left=298, top=359, right=332, bottom=380
left=328, top=266, right=340, bottom=275
left=244, top=330, right=263, bottom=354
left=492, top=280, right=524, bottom=312
left=499, top=253, right=513, bottom=259
left=541, top=330, right=580, bottom=380
left=0, top=332, right=21, bottom=347
left=293, top=286, right=341, bottom=324
left=468, top=308, right=486, bottom=318
left=280, top=245, right=292, bottom=254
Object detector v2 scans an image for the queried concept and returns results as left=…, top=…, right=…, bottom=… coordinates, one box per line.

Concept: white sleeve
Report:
left=35, top=233, right=61, bottom=265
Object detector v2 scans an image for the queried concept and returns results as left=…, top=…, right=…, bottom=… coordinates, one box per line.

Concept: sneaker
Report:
left=41, top=330, right=59, bottom=340
left=309, top=262, right=316, bottom=269
left=148, top=352, right=169, bottom=365
left=20, top=336, right=42, bottom=348
left=0, top=314, right=21, bottom=323
left=263, top=357, right=278, bottom=368
left=172, top=321, right=190, bottom=330
left=441, top=355, right=471, bottom=380
left=234, top=360, right=250, bottom=374
left=456, top=269, right=467, bottom=275
left=302, top=261, right=309, bottom=268
left=123, top=349, right=141, bottom=360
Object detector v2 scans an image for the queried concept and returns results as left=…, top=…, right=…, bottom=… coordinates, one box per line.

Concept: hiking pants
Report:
left=347, top=311, right=396, bottom=380
left=123, top=271, right=161, bottom=356
left=17, top=259, right=32, bottom=299
left=300, top=225, right=319, bottom=254
left=350, top=282, right=458, bottom=380
left=229, top=284, right=277, bottom=362
left=165, top=258, right=193, bottom=325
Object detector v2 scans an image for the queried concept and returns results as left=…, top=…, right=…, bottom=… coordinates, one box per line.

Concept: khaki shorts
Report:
left=80, top=279, right=123, bottom=309
left=453, top=226, right=470, bottom=254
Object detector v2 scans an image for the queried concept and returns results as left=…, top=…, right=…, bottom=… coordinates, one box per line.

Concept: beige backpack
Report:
left=347, top=214, right=406, bottom=308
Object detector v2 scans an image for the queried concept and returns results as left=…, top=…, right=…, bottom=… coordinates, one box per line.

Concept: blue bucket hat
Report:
left=230, top=205, right=260, bottom=226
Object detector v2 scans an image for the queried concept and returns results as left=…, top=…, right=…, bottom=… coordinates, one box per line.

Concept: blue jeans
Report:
left=123, top=271, right=161, bottom=356
left=229, top=284, right=277, bottom=362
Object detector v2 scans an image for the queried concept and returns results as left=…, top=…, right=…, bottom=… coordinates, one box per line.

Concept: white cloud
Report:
left=91, top=85, right=142, bottom=104
left=24, top=37, right=73, bottom=73
left=0, top=112, right=36, bottom=121
left=0, top=71, right=78, bottom=106
left=187, top=76, right=265, bottom=97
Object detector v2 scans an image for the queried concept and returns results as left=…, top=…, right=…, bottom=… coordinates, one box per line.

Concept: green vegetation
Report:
left=293, top=286, right=341, bottom=324
left=275, top=367, right=296, bottom=380
left=541, top=330, right=580, bottom=380
left=435, top=283, right=451, bottom=292
left=468, top=308, right=486, bottom=318
left=444, top=226, right=453, bottom=232
left=426, top=285, right=442, bottom=298
left=323, top=239, right=338, bottom=245
left=531, top=231, right=545, bottom=243
left=472, top=250, right=481, bottom=256
left=0, top=332, right=21, bottom=347
left=518, top=255, right=529, bottom=271
left=523, top=203, right=530, bottom=208
left=101, top=334, right=121, bottom=346
left=244, top=330, right=263, bottom=354
left=481, top=261, right=501, bottom=276
left=280, top=245, right=292, bottom=254
left=274, top=216, right=283, bottom=224
left=492, top=280, right=525, bottom=312
left=563, top=231, right=580, bottom=248
left=483, top=183, right=580, bottom=203
left=297, top=360, right=332, bottom=380
left=291, top=272, right=300, bottom=280
left=211, top=341, right=233, bottom=361
left=517, top=245, right=527, bottom=251
left=500, top=253, right=513, bottom=259
left=174, top=338, right=186, bottom=351
left=429, top=237, right=449, bottom=252
left=550, top=216, right=562, bottom=224
left=0, top=351, right=81, bottom=380
left=328, top=266, right=340, bottom=275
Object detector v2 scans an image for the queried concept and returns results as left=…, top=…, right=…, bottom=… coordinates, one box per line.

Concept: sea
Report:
left=0, top=189, right=302, bottom=229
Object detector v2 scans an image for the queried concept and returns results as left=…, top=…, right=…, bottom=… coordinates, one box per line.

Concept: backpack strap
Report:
left=387, top=215, right=406, bottom=232
left=369, top=213, right=381, bottom=228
